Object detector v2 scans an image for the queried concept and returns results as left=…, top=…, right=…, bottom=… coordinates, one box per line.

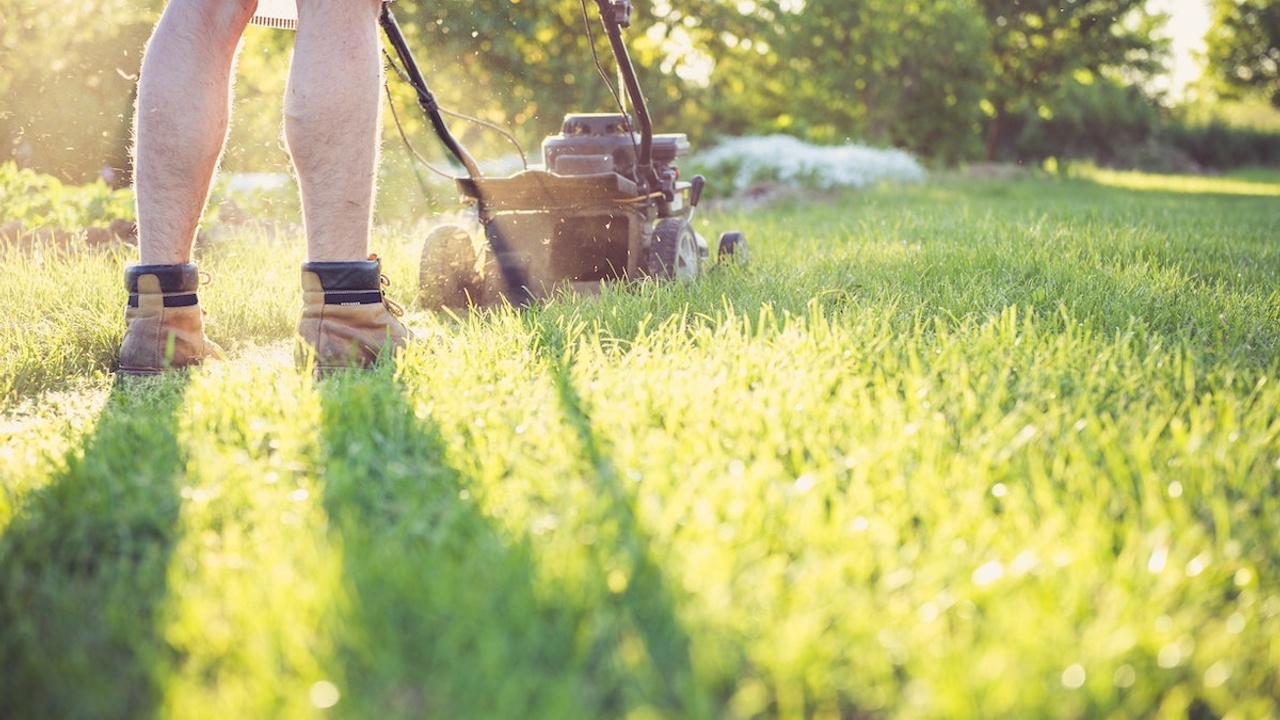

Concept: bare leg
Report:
left=285, top=0, right=385, bottom=263
left=133, top=0, right=258, bottom=265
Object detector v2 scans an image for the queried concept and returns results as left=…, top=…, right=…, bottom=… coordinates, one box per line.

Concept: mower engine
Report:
left=544, top=113, right=688, bottom=198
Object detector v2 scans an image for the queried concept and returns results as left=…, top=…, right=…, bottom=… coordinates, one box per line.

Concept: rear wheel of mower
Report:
left=718, top=230, right=748, bottom=265
left=418, top=224, right=480, bottom=309
left=646, top=218, right=700, bottom=280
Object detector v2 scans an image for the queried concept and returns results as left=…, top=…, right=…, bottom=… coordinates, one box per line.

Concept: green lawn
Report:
left=1, top=172, right=1278, bottom=719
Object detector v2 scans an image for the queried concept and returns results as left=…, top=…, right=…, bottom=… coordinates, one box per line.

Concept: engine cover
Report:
left=542, top=113, right=689, bottom=177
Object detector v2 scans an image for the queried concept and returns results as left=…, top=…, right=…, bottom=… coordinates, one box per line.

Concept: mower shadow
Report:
left=316, top=364, right=702, bottom=718
left=0, top=376, right=190, bottom=719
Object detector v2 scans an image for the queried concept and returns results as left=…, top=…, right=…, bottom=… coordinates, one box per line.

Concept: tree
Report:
left=1, top=0, right=159, bottom=183
left=1205, top=0, right=1280, bottom=107
left=661, top=0, right=993, bottom=163
left=383, top=0, right=701, bottom=161
left=2, top=1, right=702, bottom=181
left=975, top=0, right=1168, bottom=160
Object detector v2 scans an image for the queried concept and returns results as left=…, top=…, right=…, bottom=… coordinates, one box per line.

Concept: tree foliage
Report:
left=673, top=0, right=1167, bottom=162
left=975, top=0, right=1168, bottom=159
left=384, top=0, right=698, bottom=161
left=1206, top=0, right=1280, bottom=107
left=3, top=0, right=1180, bottom=180
left=667, top=0, right=991, bottom=163
left=1, top=0, right=160, bottom=183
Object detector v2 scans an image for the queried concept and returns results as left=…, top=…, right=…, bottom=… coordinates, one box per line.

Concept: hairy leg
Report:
left=133, top=0, right=258, bottom=265
left=285, top=0, right=385, bottom=263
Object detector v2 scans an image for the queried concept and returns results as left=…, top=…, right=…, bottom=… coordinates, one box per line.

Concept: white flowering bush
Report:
left=689, top=134, right=927, bottom=196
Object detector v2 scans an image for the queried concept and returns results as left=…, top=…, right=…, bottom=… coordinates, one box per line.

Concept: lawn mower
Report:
left=377, top=0, right=747, bottom=308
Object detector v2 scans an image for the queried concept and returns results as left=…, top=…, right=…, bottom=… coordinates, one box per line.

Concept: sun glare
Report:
left=1077, top=166, right=1280, bottom=196
left=1147, top=0, right=1212, bottom=97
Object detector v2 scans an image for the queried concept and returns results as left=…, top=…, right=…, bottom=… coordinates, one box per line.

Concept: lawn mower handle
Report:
left=379, top=1, right=658, bottom=195
left=379, top=4, right=482, bottom=180
left=593, top=0, right=659, bottom=194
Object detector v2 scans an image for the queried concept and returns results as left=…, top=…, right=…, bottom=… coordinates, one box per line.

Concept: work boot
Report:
left=119, top=263, right=225, bottom=375
left=297, top=255, right=412, bottom=372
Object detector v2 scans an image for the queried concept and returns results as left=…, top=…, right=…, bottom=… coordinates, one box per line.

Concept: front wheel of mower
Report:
left=717, top=230, right=749, bottom=265
left=419, top=224, right=480, bottom=309
left=646, top=218, right=700, bottom=280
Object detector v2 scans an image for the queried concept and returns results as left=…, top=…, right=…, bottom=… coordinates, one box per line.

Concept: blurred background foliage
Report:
left=2, top=0, right=1279, bottom=190
left=1, top=0, right=158, bottom=184
left=1205, top=0, right=1280, bottom=106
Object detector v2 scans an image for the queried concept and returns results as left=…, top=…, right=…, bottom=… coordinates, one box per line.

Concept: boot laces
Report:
left=380, top=274, right=405, bottom=317
left=197, top=271, right=214, bottom=316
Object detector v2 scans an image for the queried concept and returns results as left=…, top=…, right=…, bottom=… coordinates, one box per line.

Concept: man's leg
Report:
left=288, top=0, right=411, bottom=371
left=121, top=0, right=254, bottom=374
left=285, top=0, right=384, bottom=262
left=134, top=0, right=258, bottom=265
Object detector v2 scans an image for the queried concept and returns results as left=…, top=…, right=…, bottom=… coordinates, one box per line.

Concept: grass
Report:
left=1, top=170, right=1278, bottom=718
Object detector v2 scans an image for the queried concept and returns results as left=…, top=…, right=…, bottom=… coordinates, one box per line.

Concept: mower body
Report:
left=455, top=114, right=703, bottom=302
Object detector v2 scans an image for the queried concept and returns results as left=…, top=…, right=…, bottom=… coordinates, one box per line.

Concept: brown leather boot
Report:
left=297, top=255, right=412, bottom=372
left=119, top=263, right=225, bottom=375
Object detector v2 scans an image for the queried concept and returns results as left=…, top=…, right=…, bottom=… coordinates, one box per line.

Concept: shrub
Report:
left=1014, top=78, right=1163, bottom=166
left=0, top=162, right=134, bottom=230
left=1163, top=122, right=1280, bottom=169
left=688, top=135, right=927, bottom=197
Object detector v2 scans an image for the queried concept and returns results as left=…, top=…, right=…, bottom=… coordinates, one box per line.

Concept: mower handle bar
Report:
left=379, top=1, right=658, bottom=194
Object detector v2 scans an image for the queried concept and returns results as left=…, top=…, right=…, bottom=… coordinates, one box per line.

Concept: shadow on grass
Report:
left=316, top=371, right=551, bottom=716
left=539, top=335, right=704, bottom=716
left=316, top=363, right=701, bottom=718
left=0, top=376, right=189, bottom=718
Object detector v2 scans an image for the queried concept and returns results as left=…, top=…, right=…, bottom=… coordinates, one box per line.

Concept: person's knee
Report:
left=294, top=0, right=383, bottom=19
left=159, top=0, right=260, bottom=38
left=223, top=0, right=261, bottom=32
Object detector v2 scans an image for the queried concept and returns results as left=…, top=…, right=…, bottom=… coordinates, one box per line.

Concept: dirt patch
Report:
left=1109, top=139, right=1206, bottom=175
left=706, top=180, right=853, bottom=211
left=948, top=162, right=1042, bottom=182
left=0, top=200, right=303, bottom=255
left=1, top=218, right=137, bottom=254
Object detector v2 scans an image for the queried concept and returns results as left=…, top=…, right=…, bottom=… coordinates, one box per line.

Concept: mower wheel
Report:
left=695, top=231, right=710, bottom=264
left=646, top=218, right=700, bottom=280
left=717, top=230, right=748, bottom=264
left=418, top=224, right=480, bottom=309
